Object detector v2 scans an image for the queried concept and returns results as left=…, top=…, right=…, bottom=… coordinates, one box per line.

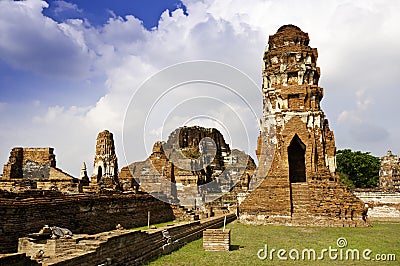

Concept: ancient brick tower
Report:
left=92, top=130, right=119, bottom=187
left=379, top=150, right=400, bottom=190
left=239, top=25, right=369, bottom=226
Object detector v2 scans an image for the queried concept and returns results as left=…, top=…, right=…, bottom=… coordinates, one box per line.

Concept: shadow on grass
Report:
left=230, top=245, right=244, bottom=251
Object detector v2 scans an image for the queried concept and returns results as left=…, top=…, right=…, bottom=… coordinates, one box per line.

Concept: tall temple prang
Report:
left=239, top=25, right=369, bottom=227
left=92, top=130, right=119, bottom=188
left=260, top=24, right=336, bottom=178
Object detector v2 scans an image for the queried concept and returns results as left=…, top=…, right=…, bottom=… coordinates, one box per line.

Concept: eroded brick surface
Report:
left=91, top=130, right=119, bottom=188
left=2, top=148, right=55, bottom=179
left=1, top=148, right=77, bottom=192
left=120, top=126, right=256, bottom=206
left=380, top=150, right=400, bottom=190
left=0, top=191, right=175, bottom=254
left=239, top=25, right=369, bottom=227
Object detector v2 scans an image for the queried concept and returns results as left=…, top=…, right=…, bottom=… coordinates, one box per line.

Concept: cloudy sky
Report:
left=0, top=0, right=399, bottom=177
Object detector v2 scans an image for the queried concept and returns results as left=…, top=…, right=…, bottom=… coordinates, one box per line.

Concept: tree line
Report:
left=335, top=149, right=380, bottom=188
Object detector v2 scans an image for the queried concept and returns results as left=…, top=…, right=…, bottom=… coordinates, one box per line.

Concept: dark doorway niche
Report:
left=97, top=166, right=102, bottom=183
left=288, top=134, right=306, bottom=183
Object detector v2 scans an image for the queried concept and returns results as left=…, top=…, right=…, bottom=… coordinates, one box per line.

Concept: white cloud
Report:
left=0, top=0, right=94, bottom=78
left=33, top=105, right=91, bottom=124
left=53, top=0, right=82, bottom=15
left=336, top=88, right=391, bottom=153
left=1, top=0, right=400, bottom=176
left=337, top=89, right=372, bottom=124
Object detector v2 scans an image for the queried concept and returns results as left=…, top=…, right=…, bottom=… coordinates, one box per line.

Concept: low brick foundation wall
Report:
left=13, top=213, right=236, bottom=265
left=0, top=253, right=39, bottom=266
left=353, top=190, right=400, bottom=220
left=0, top=191, right=176, bottom=254
left=203, top=229, right=230, bottom=251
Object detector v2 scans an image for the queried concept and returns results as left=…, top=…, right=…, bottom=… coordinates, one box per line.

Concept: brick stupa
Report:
left=92, top=130, right=119, bottom=188
left=239, top=25, right=369, bottom=227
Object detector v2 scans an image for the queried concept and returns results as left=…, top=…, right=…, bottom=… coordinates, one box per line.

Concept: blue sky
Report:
left=1, top=0, right=188, bottom=105
left=1, top=0, right=400, bottom=177
left=42, top=0, right=188, bottom=29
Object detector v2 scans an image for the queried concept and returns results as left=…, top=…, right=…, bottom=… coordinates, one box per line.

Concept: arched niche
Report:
left=288, top=134, right=306, bottom=183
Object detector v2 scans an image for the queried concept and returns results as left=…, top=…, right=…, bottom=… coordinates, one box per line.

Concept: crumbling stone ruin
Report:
left=2, top=148, right=56, bottom=179
left=119, top=140, right=176, bottom=202
left=239, top=25, right=369, bottom=227
left=0, top=147, right=78, bottom=192
left=120, top=126, right=256, bottom=206
left=165, top=126, right=229, bottom=188
left=0, top=131, right=123, bottom=194
left=379, top=150, right=400, bottom=191
left=0, top=128, right=239, bottom=261
left=119, top=165, right=140, bottom=192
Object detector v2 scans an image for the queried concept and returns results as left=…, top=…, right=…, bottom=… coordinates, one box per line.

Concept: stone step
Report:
left=290, top=183, right=310, bottom=216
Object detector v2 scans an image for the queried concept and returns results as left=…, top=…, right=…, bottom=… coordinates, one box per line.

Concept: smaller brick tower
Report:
left=92, top=130, right=119, bottom=187
left=79, top=162, right=89, bottom=187
left=380, top=150, right=400, bottom=190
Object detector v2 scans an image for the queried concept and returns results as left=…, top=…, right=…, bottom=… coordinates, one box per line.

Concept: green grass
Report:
left=147, top=220, right=400, bottom=265
left=130, top=221, right=176, bottom=231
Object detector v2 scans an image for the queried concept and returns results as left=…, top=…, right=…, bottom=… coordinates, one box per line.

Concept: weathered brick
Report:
left=239, top=25, right=369, bottom=227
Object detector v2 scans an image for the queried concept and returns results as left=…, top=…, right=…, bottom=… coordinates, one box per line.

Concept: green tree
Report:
left=336, top=149, right=380, bottom=188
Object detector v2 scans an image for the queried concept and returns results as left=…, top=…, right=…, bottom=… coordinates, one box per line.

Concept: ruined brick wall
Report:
left=0, top=253, right=39, bottom=266
left=1, top=147, right=76, bottom=192
left=2, top=148, right=56, bottom=179
left=239, top=25, right=368, bottom=227
left=14, top=214, right=236, bottom=266
left=120, top=142, right=176, bottom=198
left=230, top=151, right=256, bottom=192
left=21, top=148, right=56, bottom=167
left=122, top=126, right=230, bottom=191
left=119, top=165, right=139, bottom=192
left=353, top=189, right=400, bottom=220
left=165, top=126, right=230, bottom=169
left=164, top=126, right=231, bottom=187
left=121, top=126, right=255, bottom=207
left=0, top=192, right=175, bottom=253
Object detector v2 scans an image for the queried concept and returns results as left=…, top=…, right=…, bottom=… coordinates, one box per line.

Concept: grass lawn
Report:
left=147, top=220, right=400, bottom=265
left=130, top=221, right=176, bottom=231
